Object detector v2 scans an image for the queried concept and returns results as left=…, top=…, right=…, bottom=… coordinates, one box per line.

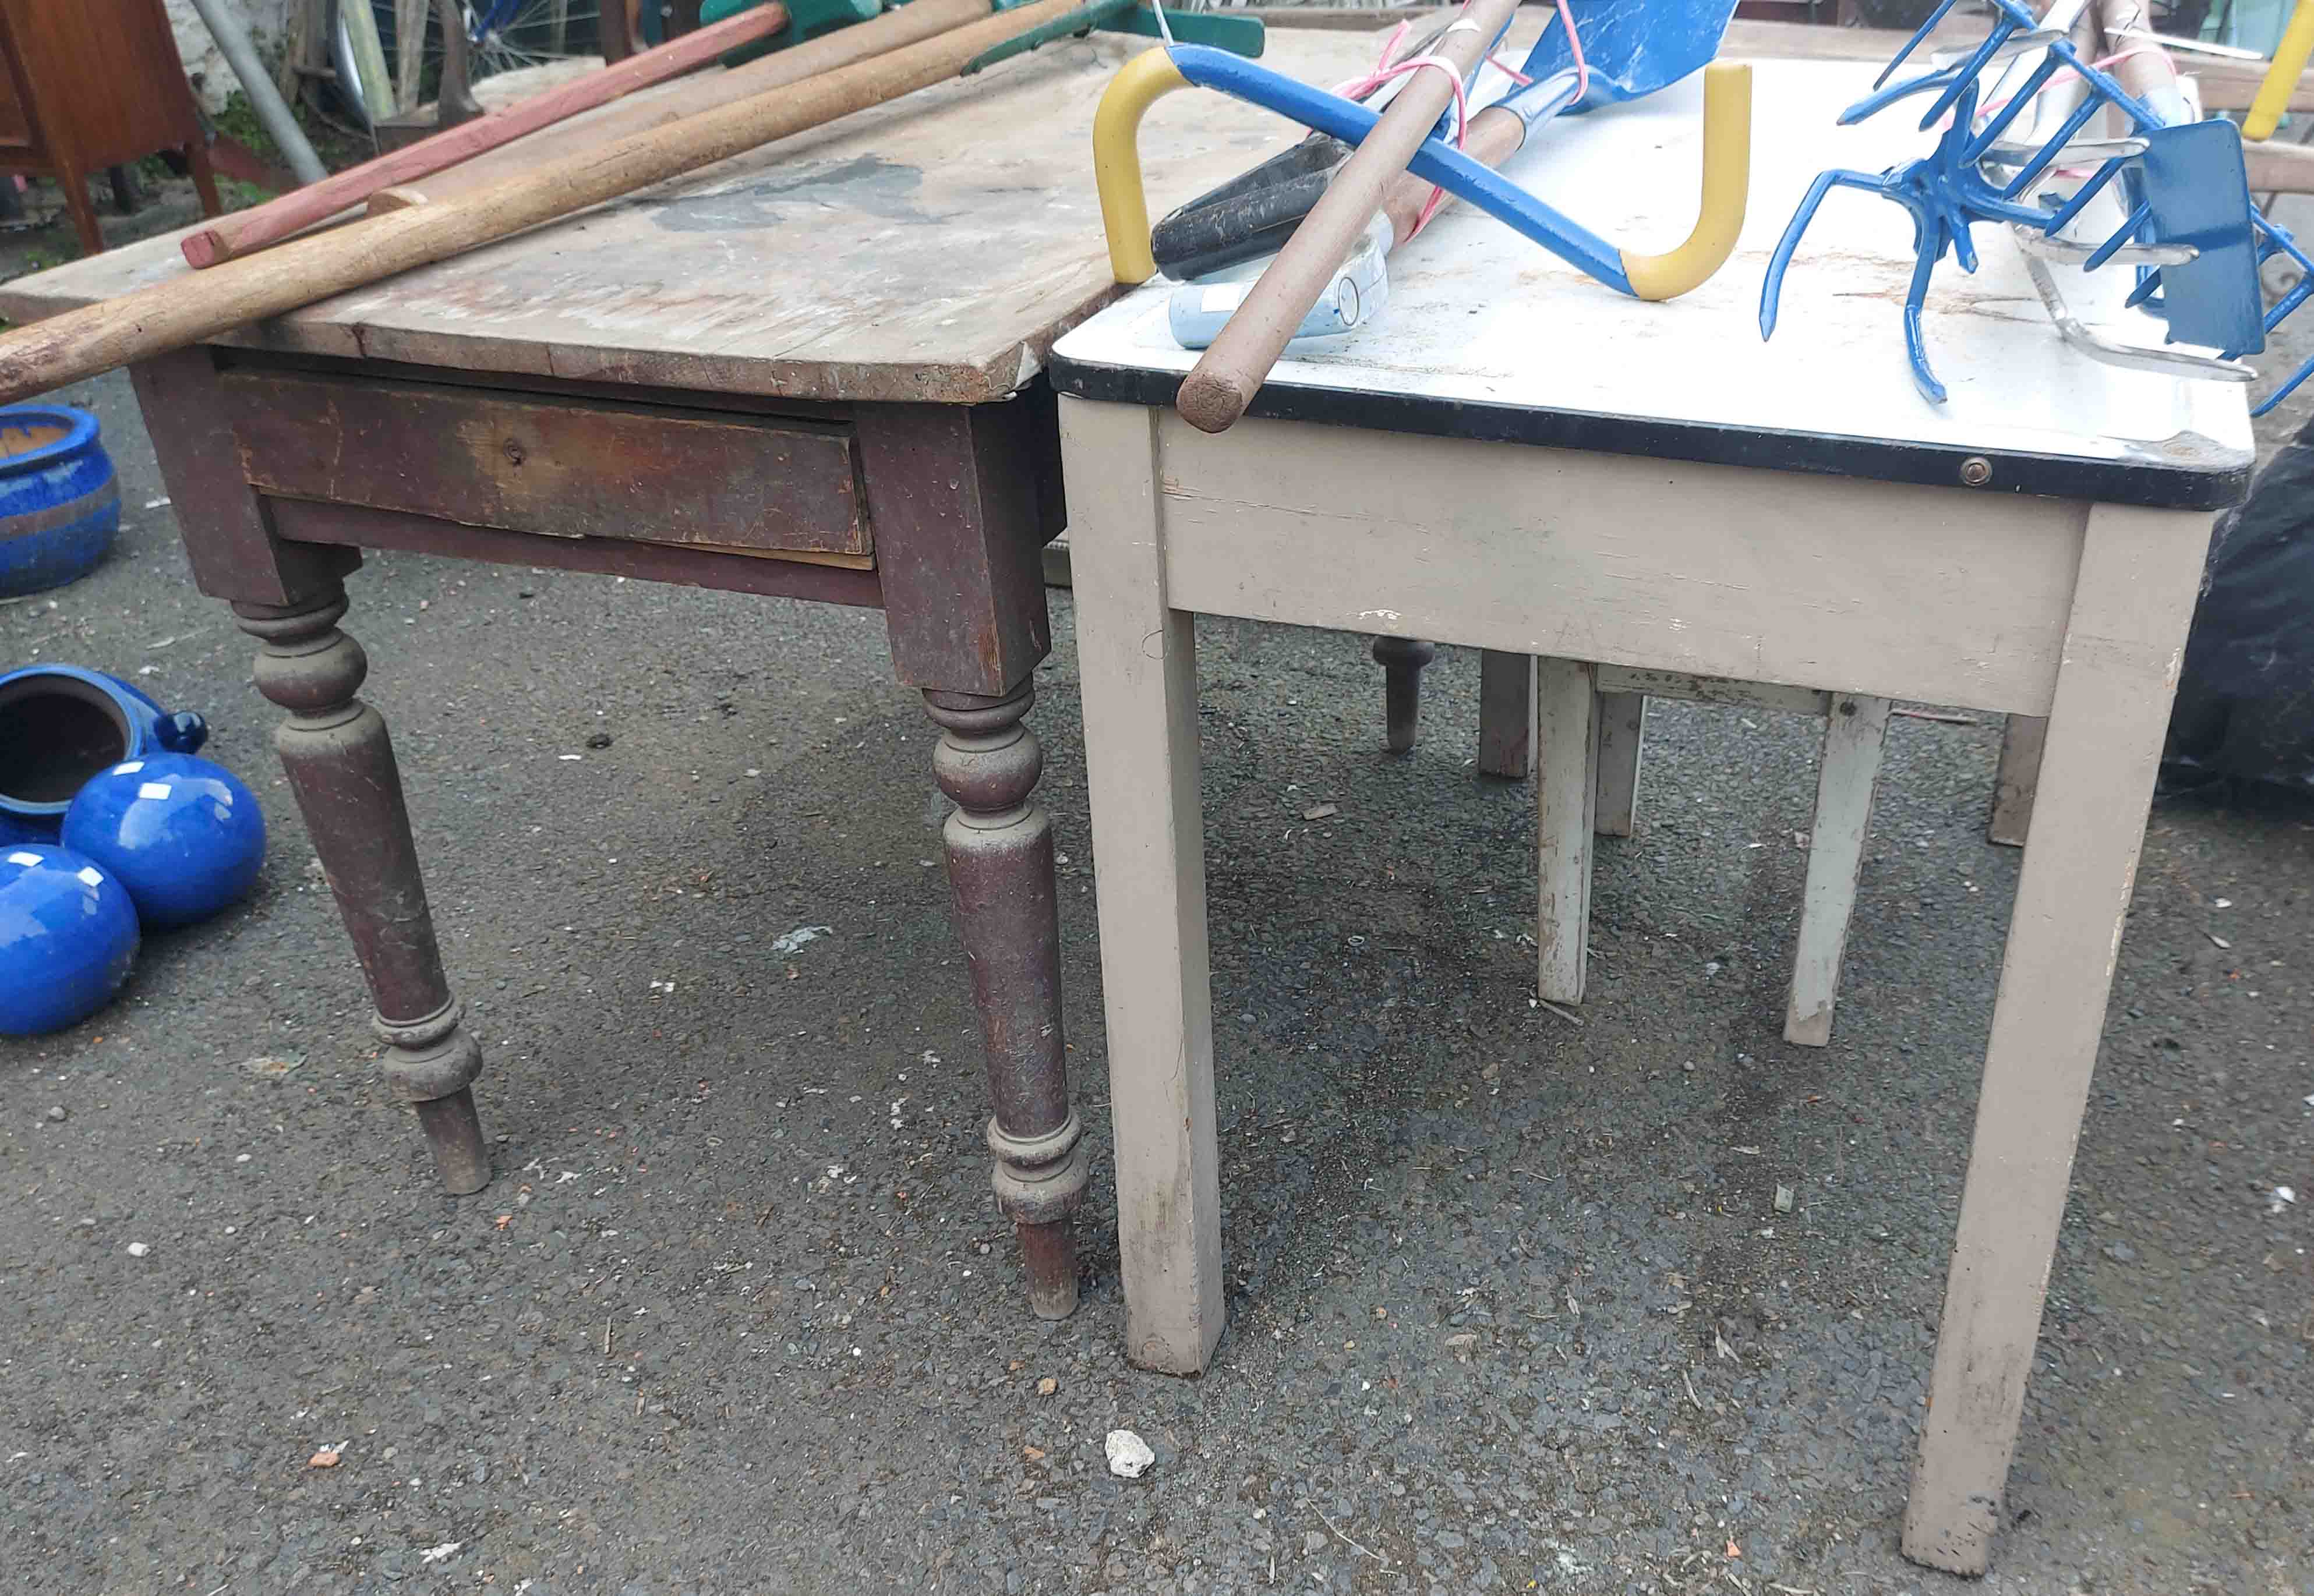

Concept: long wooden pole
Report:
left=0, top=0, right=1083, bottom=405
left=361, top=0, right=997, bottom=211
left=185, top=1, right=794, bottom=266
left=1174, top=0, right=1520, bottom=433
left=1376, top=96, right=1524, bottom=245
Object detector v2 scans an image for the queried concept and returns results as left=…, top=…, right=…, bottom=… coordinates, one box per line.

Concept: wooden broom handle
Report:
left=1175, top=0, right=1522, bottom=434
left=183, top=2, right=794, bottom=267
left=366, top=0, right=997, bottom=213
left=1377, top=99, right=1526, bottom=247
left=0, top=0, right=1084, bottom=404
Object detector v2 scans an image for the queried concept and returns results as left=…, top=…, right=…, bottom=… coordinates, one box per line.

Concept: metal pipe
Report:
left=184, top=0, right=329, bottom=186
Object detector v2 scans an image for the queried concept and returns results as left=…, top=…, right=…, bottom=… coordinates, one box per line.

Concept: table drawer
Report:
left=225, top=369, right=870, bottom=561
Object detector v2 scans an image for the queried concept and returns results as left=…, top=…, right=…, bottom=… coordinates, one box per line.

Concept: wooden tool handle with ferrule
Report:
left=1377, top=97, right=1527, bottom=247
left=182, top=1, right=795, bottom=267
left=362, top=0, right=998, bottom=213
left=0, top=0, right=1084, bottom=405
left=1175, top=0, right=1522, bottom=434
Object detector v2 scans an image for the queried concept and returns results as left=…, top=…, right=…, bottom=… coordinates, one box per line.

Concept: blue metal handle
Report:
left=1168, top=44, right=1635, bottom=295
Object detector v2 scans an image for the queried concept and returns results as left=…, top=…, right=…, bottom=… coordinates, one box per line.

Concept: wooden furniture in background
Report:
left=0, top=0, right=221, bottom=254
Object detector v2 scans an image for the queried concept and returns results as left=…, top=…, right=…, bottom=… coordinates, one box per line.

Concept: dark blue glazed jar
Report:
left=0, top=664, right=208, bottom=840
left=0, top=404, right=119, bottom=597
left=0, top=842, right=140, bottom=1036
left=65, top=752, right=267, bottom=929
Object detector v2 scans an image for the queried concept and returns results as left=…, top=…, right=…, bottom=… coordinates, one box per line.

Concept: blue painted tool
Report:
left=1762, top=0, right=2314, bottom=414
left=1096, top=0, right=1753, bottom=306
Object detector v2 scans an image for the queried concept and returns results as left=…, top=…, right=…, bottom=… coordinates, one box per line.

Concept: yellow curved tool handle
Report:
left=2246, top=0, right=2314, bottom=141
left=1095, top=49, right=1191, bottom=284
left=1621, top=61, right=1752, bottom=302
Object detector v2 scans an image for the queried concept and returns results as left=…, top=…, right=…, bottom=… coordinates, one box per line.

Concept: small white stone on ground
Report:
left=125, top=1243, right=149, bottom=1257
left=1105, top=1429, right=1155, bottom=1480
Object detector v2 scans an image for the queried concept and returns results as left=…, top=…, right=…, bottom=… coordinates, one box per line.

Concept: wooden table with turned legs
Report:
left=126, top=343, right=1090, bottom=1310
left=0, top=26, right=1430, bottom=1321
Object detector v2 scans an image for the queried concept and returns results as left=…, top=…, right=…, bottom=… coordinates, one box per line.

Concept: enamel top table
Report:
left=1049, top=58, right=2251, bottom=1576
left=0, top=26, right=1423, bottom=1323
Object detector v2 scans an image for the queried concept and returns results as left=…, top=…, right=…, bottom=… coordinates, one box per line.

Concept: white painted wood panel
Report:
left=1058, top=59, right=2252, bottom=469
left=1535, top=659, right=1598, bottom=1004
left=1058, top=397, right=1226, bottom=1376
left=1783, top=693, right=1890, bottom=1047
left=1595, top=667, right=1831, bottom=717
left=1592, top=689, right=1645, bottom=837
left=1905, top=502, right=2214, bottom=1573
left=1154, top=414, right=2088, bottom=716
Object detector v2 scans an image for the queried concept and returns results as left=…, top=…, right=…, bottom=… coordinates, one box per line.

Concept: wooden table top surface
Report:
left=0, top=28, right=1425, bottom=406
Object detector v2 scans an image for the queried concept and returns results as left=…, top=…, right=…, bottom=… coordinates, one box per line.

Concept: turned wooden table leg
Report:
left=1370, top=635, right=1436, bottom=755
left=235, top=588, right=490, bottom=1195
left=926, top=682, right=1087, bottom=1319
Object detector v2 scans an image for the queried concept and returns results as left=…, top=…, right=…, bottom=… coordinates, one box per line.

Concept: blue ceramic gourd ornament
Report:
left=0, top=664, right=207, bottom=840
left=0, top=843, right=140, bottom=1035
left=63, top=753, right=266, bottom=929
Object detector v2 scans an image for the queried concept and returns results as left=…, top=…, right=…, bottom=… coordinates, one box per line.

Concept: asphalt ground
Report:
left=1, top=178, right=2311, bottom=1596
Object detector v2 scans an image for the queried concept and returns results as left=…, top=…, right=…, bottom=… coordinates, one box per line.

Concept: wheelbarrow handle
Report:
left=1092, top=45, right=1751, bottom=302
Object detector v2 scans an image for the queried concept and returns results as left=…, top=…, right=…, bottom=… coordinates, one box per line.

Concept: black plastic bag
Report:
left=2163, top=414, right=2314, bottom=795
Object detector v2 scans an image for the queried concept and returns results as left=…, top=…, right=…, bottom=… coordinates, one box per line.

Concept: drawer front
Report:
left=226, top=369, right=869, bottom=560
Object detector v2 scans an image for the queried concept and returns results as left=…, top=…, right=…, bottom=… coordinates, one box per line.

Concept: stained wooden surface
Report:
left=0, top=0, right=220, bottom=253
left=0, top=30, right=1422, bottom=406
left=185, top=3, right=794, bottom=266
left=226, top=366, right=869, bottom=557
left=0, top=0, right=209, bottom=168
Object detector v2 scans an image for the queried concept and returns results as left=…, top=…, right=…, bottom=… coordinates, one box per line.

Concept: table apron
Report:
left=225, top=365, right=872, bottom=562
left=266, top=497, right=886, bottom=609
left=1143, top=412, right=2109, bottom=719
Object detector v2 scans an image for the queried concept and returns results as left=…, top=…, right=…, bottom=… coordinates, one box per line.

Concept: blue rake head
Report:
left=1761, top=0, right=2314, bottom=415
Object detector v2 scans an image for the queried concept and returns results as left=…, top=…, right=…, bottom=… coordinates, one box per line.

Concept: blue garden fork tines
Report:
left=1759, top=0, right=2314, bottom=415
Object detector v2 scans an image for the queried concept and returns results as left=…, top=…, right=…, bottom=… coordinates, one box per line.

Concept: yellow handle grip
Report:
left=1095, top=48, right=1191, bottom=284
left=2246, top=0, right=2314, bottom=141
left=1094, top=51, right=1751, bottom=302
left=1620, top=61, right=1752, bottom=302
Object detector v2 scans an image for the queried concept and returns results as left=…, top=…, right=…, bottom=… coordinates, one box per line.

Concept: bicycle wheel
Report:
left=369, top=0, right=607, bottom=114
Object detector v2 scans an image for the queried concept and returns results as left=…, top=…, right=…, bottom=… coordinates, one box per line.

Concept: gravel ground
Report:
left=3, top=242, right=2313, bottom=1596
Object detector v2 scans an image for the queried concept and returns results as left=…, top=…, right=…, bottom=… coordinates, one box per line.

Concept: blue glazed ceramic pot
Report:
left=0, top=842, right=140, bottom=1036
left=0, top=664, right=207, bottom=839
left=64, top=753, right=266, bottom=929
left=0, top=404, right=119, bottom=597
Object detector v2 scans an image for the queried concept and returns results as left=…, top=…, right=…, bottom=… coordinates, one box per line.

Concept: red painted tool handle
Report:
left=181, top=2, right=790, bottom=267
